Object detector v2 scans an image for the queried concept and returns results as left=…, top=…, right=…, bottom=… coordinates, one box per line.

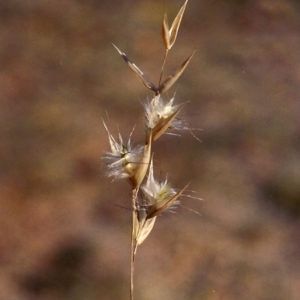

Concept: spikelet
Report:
left=162, top=0, right=189, bottom=50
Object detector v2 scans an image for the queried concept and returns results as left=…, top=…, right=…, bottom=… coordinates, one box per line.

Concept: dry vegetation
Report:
left=0, top=0, right=300, bottom=300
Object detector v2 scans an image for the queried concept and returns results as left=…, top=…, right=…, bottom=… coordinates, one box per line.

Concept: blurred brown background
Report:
left=1, top=0, right=300, bottom=299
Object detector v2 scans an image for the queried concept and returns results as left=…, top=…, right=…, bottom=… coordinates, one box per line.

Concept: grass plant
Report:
left=102, top=1, right=198, bottom=298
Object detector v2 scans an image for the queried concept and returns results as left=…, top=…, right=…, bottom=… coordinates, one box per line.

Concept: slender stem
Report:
left=158, top=49, right=169, bottom=86
left=130, top=188, right=139, bottom=300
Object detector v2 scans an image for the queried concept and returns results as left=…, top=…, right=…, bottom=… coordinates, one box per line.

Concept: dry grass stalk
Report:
left=102, top=1, right=198, bottom=299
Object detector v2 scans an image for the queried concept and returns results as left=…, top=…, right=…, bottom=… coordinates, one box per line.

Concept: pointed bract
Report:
left=161, top=0, right=188, bottom=50
left=112, top=43, right=157, bottom=92
left=158, top=49, right=196, bottom=94
left=162, top=13, right=170, bottom=49
left=169, top=0, right=188, bottom=49
left=130, top=130, right=152, bottom=188
left=136, top=215, right=157, bottom=245
left=134, top=156, right=157, bottom=246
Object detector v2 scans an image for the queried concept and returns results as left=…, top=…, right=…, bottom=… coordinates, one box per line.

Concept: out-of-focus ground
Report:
left=1, top=0, right=300, bottom=299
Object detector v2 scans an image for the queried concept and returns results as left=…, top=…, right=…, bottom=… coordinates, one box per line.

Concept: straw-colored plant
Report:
left=103, top=1, right=198, bottom=299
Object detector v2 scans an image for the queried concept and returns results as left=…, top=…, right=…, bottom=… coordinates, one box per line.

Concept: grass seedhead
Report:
left=104, top=2, right=199, bottom=299
left=102, top=120, right=148, bottom=183
left=152, top=102, right=186, bottom=141
left=141, top=159, right=190, bottom=219
left=146, top=183, right=190, bottom=219
left=144, top=95, right=187, bottom=141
